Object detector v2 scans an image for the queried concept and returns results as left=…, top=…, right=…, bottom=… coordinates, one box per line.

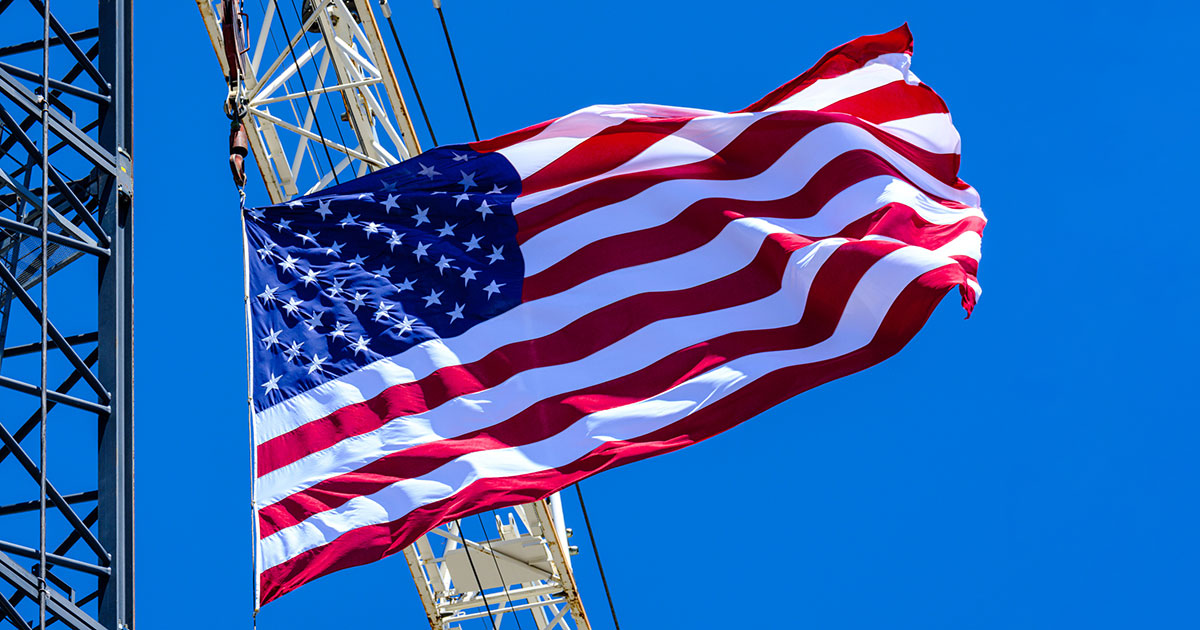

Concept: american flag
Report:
left=245, top=24, right=984, bottom=606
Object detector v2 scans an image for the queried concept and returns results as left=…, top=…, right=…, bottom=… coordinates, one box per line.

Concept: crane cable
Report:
left=432, top=8, right=530, bottom=622
left=432, top=4, right=624, bottom=627
left=478, top=512, right=527, bottom=630
left=256, top=0, right=323, bottom=183
left=433, top=0, right=479, bottom=141
left=577, top=482, right=622, bottom=630
left=455, top=518, right=498, bottom=630
left=273, top=0, right=342, bottom=185
left=378, top=0, right=438, bottom=146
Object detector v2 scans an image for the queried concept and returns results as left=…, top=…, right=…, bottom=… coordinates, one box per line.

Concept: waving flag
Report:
left=244, top=24, right=985, bottom=606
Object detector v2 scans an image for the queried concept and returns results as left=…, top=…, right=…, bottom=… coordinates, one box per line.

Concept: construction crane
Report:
left=195, top=3, right=593, bottom=628
left=0, top=2, right=133, bottom=630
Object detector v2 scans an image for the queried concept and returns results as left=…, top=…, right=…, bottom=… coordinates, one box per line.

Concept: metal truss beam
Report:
left=0, top=28, right=97, bottom=59
left=0, top=554, right=103, bottom=630
left=0, top=491, right=96, bottom=517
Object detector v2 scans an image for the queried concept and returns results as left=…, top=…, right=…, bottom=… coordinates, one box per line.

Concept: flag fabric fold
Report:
left=243, top=23, right=985, bottom=606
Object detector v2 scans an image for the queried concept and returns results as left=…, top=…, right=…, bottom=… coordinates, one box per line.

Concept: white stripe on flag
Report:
left=499, top=103, right=722, bottom=179
left=766, top=53, right=919, bottom=112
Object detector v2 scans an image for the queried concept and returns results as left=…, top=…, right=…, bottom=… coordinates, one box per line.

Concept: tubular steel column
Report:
left=0, top=1, right=133, bottom=629
left=96, top=2, right=133, bottom=628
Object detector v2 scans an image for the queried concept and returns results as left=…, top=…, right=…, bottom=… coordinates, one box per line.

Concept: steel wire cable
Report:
left=273, top=0, right=342, bottom=186
left=478, top=511, right=527, bottom=630
left=380, top=3, right=438, bottom=146
left=434, top=2, right=479, bottom=141
left=256, top=0, right=324, bottom=182
left=432, top=6, right=625, bottom=627
left=576, top=482, right=621, bottom=630
left=455, top=519, right=498, bottom=630
left=285, top=0, right=354, bottom=162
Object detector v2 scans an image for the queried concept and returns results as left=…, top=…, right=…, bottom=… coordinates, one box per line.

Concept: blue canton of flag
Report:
left=244, top=147, right=524, bottom=411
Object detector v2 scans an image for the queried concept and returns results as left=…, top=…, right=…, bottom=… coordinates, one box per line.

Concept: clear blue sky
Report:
left=128, top=1, right=1197, bottom=628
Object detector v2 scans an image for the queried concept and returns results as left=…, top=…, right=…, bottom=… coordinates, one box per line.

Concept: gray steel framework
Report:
left=0, top=1, right=133, bottom=629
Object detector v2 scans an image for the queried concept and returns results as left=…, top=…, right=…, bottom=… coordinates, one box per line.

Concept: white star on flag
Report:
left=394, top=315, right=417, bottom=335
left=458, top=171, right=477, bottom=190
left=261, top=328, right=282, bottom=348
left=483, top=280, right=503, bottom=299
left=307, top=354, right=328, bottom=375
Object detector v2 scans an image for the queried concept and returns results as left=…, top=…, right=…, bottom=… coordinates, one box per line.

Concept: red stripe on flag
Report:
left=820, top=80, right=949, bottom=122
left=518, top=118, right=691, bottom=196
left=468, top=118, right=555, bottom=153
left=740, top=24, right=914, bottom=113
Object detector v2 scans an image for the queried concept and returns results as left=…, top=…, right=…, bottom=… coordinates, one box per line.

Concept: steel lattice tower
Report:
left=0, top=1, right=133, bottom=629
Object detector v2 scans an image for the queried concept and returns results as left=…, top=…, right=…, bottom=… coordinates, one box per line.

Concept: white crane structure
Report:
left=195, top=3, right=594, bottom=628
left=403, top=496, right=592, bottom=630
left=197, top=0, right=421, bottom=202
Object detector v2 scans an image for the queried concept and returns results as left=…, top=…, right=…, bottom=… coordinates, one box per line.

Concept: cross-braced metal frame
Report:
left=404, top=497, right=591, bottom=630
left=197, top=0, right=420, bottom=203
left=0, top=1, right=133, bottom=629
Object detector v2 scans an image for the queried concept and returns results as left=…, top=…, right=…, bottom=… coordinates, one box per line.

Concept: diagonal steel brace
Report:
left=23, top=0, right=110, bottom=95
left=0, top=553, right=104, bottom=630
left=0, top=259, right=109, bottom=403
left=0, top=424, right=109, bottom=563
left=0, top=349, right=100, bottom=469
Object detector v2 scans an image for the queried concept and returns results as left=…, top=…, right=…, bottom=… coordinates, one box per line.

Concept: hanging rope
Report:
left=575, top=482, right=621, bottom=630
left=433, top=0, right=479, bottom=141
left=456, top=519, right=498, bottom=630
left=273, top=0, right=342, bottom=185
left=379, top=0, right=438, bottom=146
